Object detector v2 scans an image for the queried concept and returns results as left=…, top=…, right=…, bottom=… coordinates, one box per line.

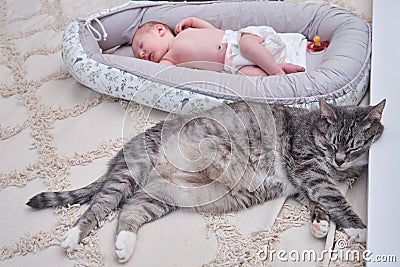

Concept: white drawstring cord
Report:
left=85, top=15, right=108, bottom=42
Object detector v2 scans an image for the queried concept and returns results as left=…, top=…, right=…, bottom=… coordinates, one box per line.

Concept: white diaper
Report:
left=221, top=26, right=307, bottom=74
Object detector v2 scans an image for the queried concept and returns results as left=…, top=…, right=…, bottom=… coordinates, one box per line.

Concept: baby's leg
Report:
left=280, top=63, right=305, bottom=74
left=239, top=33, right=284, bottom=76
left=237, top=65, right=268, bottom=76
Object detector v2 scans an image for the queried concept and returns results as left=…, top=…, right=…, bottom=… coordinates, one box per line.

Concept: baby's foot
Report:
left=280, top=63, right=305, bottom=74
left=115, top=231, right=137, bottom=263
left=269, top=68, right=285, bottom=76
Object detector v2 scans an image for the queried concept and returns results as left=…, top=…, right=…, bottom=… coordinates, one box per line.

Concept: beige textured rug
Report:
left=0, top=0, right=370, bottom=266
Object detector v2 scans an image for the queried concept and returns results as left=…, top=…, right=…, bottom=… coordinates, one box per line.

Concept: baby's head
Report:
left=132, top=21, right=174, bottom=62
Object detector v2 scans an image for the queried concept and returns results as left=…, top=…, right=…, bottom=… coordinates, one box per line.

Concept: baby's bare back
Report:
left=165, top=28, right=227, bottom=71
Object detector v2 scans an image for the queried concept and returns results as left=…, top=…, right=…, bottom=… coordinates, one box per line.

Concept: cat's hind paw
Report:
left=115, top=231, right=137, bottom=263
left=343, top=228, right=367, bottom=243
left=60, top=226, right=81, bottom=253
left=311, top=219, right=330, bottom=238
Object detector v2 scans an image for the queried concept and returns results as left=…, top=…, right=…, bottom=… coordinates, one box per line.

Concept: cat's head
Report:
left=315, top=99, right=386, bottom=171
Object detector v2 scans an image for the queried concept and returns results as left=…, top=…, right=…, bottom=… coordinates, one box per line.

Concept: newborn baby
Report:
left=131, top=17, right=306, bottom=76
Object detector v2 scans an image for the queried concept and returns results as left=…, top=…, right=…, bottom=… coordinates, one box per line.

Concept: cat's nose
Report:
left=335, top=158, right=345, bottom=166
left=335, top=153, right=345, bottom=166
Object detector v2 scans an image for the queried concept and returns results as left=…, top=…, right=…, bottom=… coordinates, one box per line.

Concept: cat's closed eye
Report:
left=346, top=147, right=358, bottom=153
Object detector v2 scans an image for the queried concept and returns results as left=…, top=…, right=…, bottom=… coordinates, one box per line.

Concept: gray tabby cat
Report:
left=27, top=99, right=385, bottom=263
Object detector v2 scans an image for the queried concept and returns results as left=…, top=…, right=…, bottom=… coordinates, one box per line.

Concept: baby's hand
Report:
left=175, top=18, right=193, bottom=34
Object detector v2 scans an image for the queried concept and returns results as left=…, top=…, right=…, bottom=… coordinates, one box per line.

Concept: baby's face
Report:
left=132, top=27, right=170, bottom=63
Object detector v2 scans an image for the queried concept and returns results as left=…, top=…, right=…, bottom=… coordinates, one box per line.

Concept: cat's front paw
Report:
left=311, top=219, right=330, bottom=238
left=60, top=226, right=81, bottom=252
left=115, top=231, right=137, bottom=263
left=343, top=228, right=367, bottom=243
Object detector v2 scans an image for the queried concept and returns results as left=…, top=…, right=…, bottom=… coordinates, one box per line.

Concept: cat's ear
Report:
left=319, top=99, right=337, bottom=122
left=364, top=99, right=386, bottom=122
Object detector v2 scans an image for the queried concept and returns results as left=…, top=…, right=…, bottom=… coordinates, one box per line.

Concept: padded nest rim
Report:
left=61, top=1, right=371, bottom=113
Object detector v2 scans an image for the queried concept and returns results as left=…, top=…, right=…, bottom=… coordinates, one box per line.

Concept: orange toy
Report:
left=307, top=36, right=330, bottom=53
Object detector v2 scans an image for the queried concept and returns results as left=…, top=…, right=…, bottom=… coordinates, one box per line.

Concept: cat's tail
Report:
left=26, top=174, right=107, bottom=209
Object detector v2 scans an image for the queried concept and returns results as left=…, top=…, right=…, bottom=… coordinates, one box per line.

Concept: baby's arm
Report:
left=175, top=17, right=215, bottom=34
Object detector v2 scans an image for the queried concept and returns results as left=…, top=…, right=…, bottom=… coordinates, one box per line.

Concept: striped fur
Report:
left=27, top=174, right=108, bottom=209
left=27, top=99, right=385, bottom=262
